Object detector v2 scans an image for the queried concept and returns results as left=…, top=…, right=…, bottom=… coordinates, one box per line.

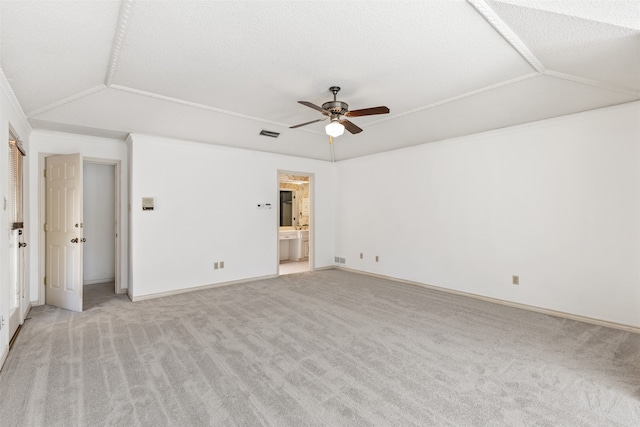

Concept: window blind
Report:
left=9, top=135, right=25, bottom=230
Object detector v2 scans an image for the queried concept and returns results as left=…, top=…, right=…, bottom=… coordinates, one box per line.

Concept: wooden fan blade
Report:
left=345, top=106, right=390, bottom=117
left=298, top=101, right=328, bottom=115
left=339, top=119, right=363, bottom=134
left=289, top=117, right=327, bottom=129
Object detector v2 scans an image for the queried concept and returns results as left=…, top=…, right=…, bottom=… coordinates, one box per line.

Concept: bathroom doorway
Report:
left=278, top=172, right=312, bottom=275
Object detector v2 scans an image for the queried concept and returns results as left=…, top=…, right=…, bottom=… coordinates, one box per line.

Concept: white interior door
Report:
left=45, top=153, right=83, bottom=312
left=8, top=136, right=26, bottom=339
left=8, top=230, right=22, bottom=338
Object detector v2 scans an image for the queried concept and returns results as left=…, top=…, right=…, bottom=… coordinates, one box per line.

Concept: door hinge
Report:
left=44, top=223, right=48, bottom=232
left=44, top=169, right=46, bottom=178
left=44, top=276, right=47, bottom=286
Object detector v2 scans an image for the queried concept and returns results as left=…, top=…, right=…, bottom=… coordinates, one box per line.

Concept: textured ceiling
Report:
left=1, top=0, right=639, bottom=161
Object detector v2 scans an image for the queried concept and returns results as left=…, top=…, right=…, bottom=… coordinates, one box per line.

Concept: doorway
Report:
left=278, top=172, right=312, bottom=275
left=7, top=131, right=26, bottom=342
left=82, top=162, right=117, bottom=309
left=41, top=154, right=122, bottom=312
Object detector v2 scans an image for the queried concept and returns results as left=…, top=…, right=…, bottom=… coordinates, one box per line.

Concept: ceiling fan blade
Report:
left=298, top=101, right=328, bottom=115
left=339, top=119, right=363, bottom=134
left=345, top=106, right=390, bottom=117
left=289, top=117, right=327, bottom=129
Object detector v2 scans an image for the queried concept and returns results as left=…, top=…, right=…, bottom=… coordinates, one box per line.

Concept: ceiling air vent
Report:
left=259, top=130, right=280, bottom=138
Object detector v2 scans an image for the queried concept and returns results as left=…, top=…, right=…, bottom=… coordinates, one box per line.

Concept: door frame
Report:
left=38, top=153, right=124, bottom=305
left=276, top=170, right=315, bottom=274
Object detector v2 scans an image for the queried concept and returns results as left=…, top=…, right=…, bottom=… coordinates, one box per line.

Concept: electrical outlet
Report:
left=220, top=261, right=224, bottom=269
left=214, top=262, right=219, bottom=270
left=512, top=275, right=519, bottom=285
left=360, top=253, right=363, bottom=259
left=335, top=256, right=339, bottom=263
left=375, top=256, right=379, bottom=262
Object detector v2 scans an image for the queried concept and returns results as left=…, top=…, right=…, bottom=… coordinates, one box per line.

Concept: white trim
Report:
left=0, top=346, right=8, bottom=371
left=129, top=274, right=279, bottom=302
left=366, top=73, right=539, bottom=127
left=110, top=84, right=292, bottom=128
left=26, top=85, right=107, bottom=118
left=20, top=303, right=31, bottom=326
left=467, top=0, right=546, bottom=72
left=105, top=0, right=135, bottom=86
left=335, top=267, right=640, bottom=334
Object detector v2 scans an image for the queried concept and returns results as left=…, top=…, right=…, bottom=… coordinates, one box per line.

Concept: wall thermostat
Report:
left=142, top=197, right=155, bottom=211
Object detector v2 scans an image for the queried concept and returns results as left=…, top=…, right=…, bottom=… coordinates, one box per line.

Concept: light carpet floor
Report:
left=1, top=269, right=639, bottom=426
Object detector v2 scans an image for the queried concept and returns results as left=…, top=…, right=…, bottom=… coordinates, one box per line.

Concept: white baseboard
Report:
left=83, top=277, right=115, bottom=285
left=335, top=267, right=640, bottom=334
left=21, top=303, right=32, bottom=322
left=0, top=346, right=8, bottom=372
left=130, top=274, right=279, bottom=302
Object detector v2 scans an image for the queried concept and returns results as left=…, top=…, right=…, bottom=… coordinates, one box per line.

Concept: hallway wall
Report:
left=83, top=162, right=115, bottom=284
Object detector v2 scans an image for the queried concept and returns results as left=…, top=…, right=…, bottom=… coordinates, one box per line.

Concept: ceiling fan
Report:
left=290, top=86, right=390, bottom=137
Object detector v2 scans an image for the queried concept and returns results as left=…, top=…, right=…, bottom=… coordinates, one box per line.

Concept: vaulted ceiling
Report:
left=1, top=1, right=639, bottom=161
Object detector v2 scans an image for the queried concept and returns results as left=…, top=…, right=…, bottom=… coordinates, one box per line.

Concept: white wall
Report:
left=83, top=162, right=115, bottom=284
left=128, top=134, right=335, bottom=298
left=0, top=71, right=32, bottom=368
left=28, top=130, right=128, bottom=301
left=336, top=102, right=640, bottom=328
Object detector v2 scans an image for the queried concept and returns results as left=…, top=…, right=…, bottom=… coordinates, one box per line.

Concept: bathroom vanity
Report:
left=279, top=229, right=309, bottom=261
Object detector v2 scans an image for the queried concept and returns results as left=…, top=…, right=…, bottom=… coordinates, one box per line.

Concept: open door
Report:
left=8, top=135, right=26, bottom=339
left=45, top=153, right=83, bottom=312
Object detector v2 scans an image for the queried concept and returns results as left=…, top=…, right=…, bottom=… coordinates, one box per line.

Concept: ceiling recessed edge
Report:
left=336, top=100, right=640, bottom=163
left=365, top=72, right=540, bottom=127
left=129, top=131, right=332, bottom=162
left=467, top=0, right=546, bottom=72
left=109, top=84, right=296, bottom=129
left=26, top=85, right=108, bottom=118
left=544, top=70, right=640, bottom=97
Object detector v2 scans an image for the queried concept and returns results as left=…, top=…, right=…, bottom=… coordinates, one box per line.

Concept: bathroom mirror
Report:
left=279, top=190, right=295, bottom=226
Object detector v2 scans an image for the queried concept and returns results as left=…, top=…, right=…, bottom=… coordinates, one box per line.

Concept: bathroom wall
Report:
left=279, top=174, right=310, bottom=227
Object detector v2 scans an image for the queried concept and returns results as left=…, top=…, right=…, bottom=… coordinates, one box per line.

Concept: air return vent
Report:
left=259, top=130, right=280, bottom=138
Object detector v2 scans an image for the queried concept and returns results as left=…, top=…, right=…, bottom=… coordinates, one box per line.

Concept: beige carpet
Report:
left=1, top=269, right=639, bottom=426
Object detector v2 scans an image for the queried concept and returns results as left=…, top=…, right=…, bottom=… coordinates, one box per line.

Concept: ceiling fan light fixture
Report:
left=325, top=121, right=345, bottom=137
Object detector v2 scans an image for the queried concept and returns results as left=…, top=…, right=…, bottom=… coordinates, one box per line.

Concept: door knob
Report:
left=18, top=242, right=27, bottom=248
left=71, top=238, right=78, bottom=243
